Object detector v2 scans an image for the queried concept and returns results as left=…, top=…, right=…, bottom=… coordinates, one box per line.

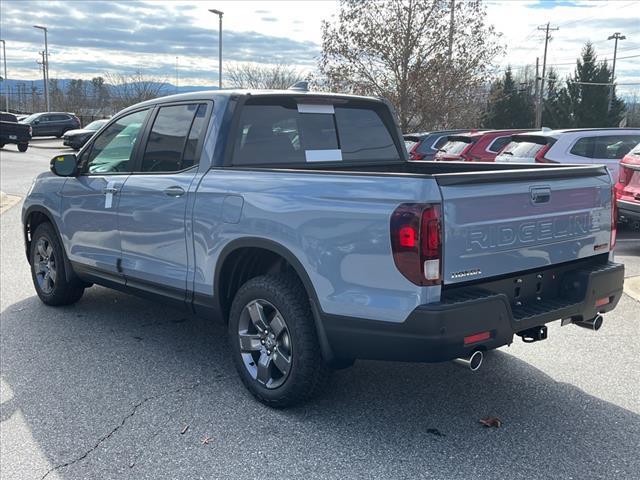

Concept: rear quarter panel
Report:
left=192, top=169, right=442, bottom=322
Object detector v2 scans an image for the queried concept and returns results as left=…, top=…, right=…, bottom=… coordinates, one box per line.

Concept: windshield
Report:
left=85, top=120, right=108, bottom=131
left=20, top=114, right=41, bottom=123
left=499, top=140, right=545, bottom=159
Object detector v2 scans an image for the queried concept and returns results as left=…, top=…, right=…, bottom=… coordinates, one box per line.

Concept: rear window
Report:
left=231, top=98, right=400, bottom=166
left=487, top=136, right=512, bottom=153
left=0, top=113, right=17, bottom=122
left=431, top=135, right=450, bottom=151
left=441, top=140, right=471, bottom=155
left=500, top=141, right=545, bottom=159
left=570, top=135, right=640, bottom=159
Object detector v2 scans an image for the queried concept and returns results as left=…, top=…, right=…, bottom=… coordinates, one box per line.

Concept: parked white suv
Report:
left=495, top=128, right=640, bottom=179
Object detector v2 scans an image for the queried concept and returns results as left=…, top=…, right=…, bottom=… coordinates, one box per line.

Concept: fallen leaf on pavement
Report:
left=479, top=416, right=502, bottom=428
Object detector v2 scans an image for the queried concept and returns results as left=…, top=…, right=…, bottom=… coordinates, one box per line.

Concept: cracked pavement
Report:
left=1, top=144, right=639, bottom=480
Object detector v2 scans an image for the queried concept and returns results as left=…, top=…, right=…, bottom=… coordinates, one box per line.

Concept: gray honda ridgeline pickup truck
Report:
left=22, top=88, right=624, bottom=407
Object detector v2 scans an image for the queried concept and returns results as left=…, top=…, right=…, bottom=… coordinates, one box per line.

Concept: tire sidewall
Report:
left=228, top=276, right=315, bottom=404
left=30, top=223, right=72, bottom=304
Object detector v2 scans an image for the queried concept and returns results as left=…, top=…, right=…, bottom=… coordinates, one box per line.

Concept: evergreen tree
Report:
left=566, top=42, right=625, bottom=127
left=483, top=66, right=534, bottom=128
left=543, top=68, right=573, bottom=128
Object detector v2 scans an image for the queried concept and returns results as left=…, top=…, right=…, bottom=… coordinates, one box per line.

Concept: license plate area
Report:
left=442, top=254, right=609, bottom=312
left=9, top=135, right=17, bottom=140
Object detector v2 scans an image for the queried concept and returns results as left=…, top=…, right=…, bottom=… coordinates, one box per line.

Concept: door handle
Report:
left=102, top=186, right=119, bottom=194
left=164, top=186, right=185, bottom=197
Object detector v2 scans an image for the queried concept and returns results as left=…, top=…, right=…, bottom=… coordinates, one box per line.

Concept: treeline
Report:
left=483, top=43, right=629, bottom=129
left=4, top=71, right=168, bottom=117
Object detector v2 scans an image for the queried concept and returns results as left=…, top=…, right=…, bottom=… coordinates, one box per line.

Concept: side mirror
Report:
left=50, top=154, right=78, bottom=177
left=33, top=119, right=40, bottom=125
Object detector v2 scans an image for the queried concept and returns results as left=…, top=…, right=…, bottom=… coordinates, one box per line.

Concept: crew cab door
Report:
left=117, top=102, right=210, bottom=300
left=60, top=108, right=150, bottom=279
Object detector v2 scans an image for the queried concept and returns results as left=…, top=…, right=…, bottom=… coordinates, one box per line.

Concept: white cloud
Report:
left=0, top=0, right=638, bottom=96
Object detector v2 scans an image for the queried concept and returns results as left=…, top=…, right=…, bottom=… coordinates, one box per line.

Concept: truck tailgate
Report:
left=435, top=166, right=613, bottom=285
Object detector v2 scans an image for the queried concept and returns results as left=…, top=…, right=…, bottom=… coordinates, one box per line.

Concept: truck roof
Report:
left=126, top=89, right=385, bottom=113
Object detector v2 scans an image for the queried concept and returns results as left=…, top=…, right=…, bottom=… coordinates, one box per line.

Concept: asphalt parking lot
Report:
left=1, top=140, right=639, bottom=480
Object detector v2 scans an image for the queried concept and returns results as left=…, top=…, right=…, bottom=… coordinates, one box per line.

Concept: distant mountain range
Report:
left=0, top=78, right=219, bottom=95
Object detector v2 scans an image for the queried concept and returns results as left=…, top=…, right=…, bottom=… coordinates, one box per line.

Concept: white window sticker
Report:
left=297, top=103, right=335, bottom=114
left=305, top=149, right=343, bottom=162
left=104, top=180, right=115, bottom=209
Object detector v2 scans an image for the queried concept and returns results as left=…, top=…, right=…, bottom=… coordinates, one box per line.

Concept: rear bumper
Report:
left=322, top=261, right=624, bottom=363
left=617, top=199, right=640, bottom=223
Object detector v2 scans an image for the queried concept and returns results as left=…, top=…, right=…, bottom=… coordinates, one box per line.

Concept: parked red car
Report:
left=435, top=129, right=535, bottom=162
left=615, top=143, right=640, bottom=229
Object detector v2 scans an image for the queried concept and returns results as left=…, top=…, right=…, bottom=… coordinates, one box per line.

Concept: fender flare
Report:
left=215, top=237, right=336, bottom=362
left=23, top=205, right=77, bottom=283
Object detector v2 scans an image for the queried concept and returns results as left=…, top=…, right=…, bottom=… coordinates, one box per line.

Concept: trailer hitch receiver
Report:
left=517, top=325, right=548, bottom=343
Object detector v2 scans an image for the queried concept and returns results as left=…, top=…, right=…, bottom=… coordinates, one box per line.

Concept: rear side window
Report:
left=50, top=114, right=68, bottom=121
left=141, top=103, right=207, bottom=172
left=231, top=98, right=399, bottom=165
left=487, top=136, right=511, bottom=153
left=571, top=135, right=640, bottom=159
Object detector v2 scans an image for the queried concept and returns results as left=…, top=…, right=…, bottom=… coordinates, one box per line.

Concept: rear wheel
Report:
left=228, top=274, right=329, bottom=408
left=18, top=143, right=28, bottom=152
left=30, top=222, right=85, bottom=306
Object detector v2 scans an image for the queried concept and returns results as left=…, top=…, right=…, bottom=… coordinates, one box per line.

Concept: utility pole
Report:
left=534, top=57, right=540, bottom=127
left=536, top=22, right=558, bottom=128
left=208, top=9, right=224, bottom=89
left=33, top=25, right=50, bottom=111
left=447, top=0, right=455, bottom=62
left=175, top=56, right=179, bottom=94
left=37, top=51, right=46, bottom=110
left=0, top=39, right=8, bottom=112
left=607, top=32, right=625, bottom=112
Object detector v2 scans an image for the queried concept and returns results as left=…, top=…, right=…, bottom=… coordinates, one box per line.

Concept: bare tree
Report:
left=105, top=70, right=168, bottom=110
left=227, top=63, right=308, bottom=90
left=319, top=0, right=503, bottom=130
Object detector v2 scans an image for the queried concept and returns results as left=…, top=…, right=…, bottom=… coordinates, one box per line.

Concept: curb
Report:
left=0, top=192, right=22, bottom=214
left=624, top=276, right=640, bottom=302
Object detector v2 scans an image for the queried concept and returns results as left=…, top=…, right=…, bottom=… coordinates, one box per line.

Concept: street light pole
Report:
left=0, top=39, right=8, bottom=112
left=33, top=25, right=50, bottom=111
left=208, top=9, right=223, bottom=89
left=607, top=32, right=625, bottom=113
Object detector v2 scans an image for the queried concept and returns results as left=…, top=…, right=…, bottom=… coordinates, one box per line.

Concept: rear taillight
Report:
left=534, top=143, right=553, bottom=163
left=409, top=143, right=425, bottom=160
left=28, top=126, right=33, bottom=136
left=611, top=185, right=617, bottom=250
left=390, top=203, right=442, bottom=285
left=618, top=164, right=633, bottom=185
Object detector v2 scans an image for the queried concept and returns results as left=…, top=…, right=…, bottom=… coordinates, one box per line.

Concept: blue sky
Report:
left=0, top=0, right=638, bottom=96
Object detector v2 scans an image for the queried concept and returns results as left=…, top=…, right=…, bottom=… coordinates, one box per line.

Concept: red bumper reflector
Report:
left=464, top=331, right=491, bottom=345
left=595, top=297, right=610, bottom=307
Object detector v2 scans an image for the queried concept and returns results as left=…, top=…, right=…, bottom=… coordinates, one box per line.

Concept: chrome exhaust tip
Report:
left=573, top=314, right=604, bottom=331
left=453, top=350, right=483, bottom=371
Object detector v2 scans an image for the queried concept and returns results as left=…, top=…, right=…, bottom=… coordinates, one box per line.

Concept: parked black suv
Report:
left=20, top=112, right=81, bottom=138
left=0, top=112, right=32, bottom=151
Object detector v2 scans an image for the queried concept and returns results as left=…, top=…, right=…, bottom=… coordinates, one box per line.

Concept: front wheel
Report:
left=18, top=143, right=28, bottom=152
left=30, top=222, right=85, bottom=306
left=228, top=274, right=329, bottom=408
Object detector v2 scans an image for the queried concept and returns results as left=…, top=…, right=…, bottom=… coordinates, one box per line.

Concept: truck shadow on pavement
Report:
left=1, top=287, right=638, bottom=479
